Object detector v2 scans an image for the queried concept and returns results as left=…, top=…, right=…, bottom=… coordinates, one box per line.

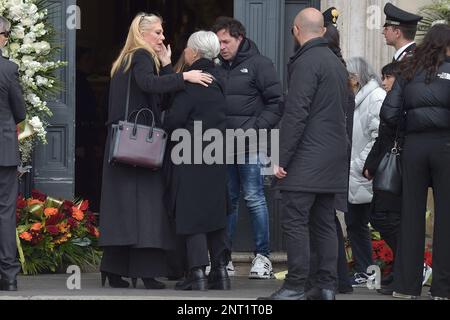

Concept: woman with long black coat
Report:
left=164, top=31, right=230, bottom=291
left=98, top=13, right=213, bottom=289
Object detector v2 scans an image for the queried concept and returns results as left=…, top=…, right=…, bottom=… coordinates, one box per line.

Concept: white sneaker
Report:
left=226, top=261, right=235, bottom=277
left=422, top=263, right=432, bottom=286
left=249, top=254, right=273, bottom=279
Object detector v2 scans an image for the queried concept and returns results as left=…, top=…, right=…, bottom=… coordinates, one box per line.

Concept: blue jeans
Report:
left=227, top=154, right=270, bottom=257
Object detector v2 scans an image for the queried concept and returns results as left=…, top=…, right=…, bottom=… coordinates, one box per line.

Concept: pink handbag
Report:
left=108, top=74, right=167, bottom=169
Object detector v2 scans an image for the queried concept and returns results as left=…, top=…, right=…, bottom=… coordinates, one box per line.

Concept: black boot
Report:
left=101, top=272, right=129, bottom=288
left=258, top=287, right=306, bottom=300
left=208, top=265, right=231, bottom=290
left=0, top=279, right=17, bottom=291
left=306, top=287, right=336, bottom=300
left=175, top=267, right=208, bottom=291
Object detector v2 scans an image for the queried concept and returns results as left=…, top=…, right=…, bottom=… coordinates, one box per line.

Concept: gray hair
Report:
left=0, top=16, right=11, bottom=33
left=346, top=57, right=381, bottom=87
left=187, top=31, right=220, bottom=61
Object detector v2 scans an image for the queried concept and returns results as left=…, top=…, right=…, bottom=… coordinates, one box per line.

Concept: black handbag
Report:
left=108, top=73, right=168, bottom=169
left=372, top=139, right=402, bottom=195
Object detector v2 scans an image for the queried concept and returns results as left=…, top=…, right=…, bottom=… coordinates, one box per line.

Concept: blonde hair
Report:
left=111, top=13, right=162, bottom=77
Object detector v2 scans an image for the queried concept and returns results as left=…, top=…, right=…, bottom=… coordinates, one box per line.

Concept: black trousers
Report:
left=281, top=191, right=337, bottom=290
left=395, top=132, right=450, bottom=297
left=369, top=207, right=401, bottom=257
left=345, top=203, right=373, bottom=273
left=185, top=228, right=228, bottom=269
left=0, top=166, right=21, bottom=281
left=308, top=213, right=351, bottom=290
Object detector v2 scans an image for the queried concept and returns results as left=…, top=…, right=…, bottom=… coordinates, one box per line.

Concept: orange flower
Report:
left=20, top=232, right=33, bottom=242
left=30, top=223, right=42, bottom=232
left=27, top=199, right=43, bottom=206
left=44, top=207, right=58, bottom=218
left=57, top=222, right=70, bottom=233
left=54, top=233, right=72, bottom=245
left=72, top=207, right=84, bottom=221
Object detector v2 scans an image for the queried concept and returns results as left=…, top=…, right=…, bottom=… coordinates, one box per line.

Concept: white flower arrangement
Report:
left=1, top=0, right=67, bottom=164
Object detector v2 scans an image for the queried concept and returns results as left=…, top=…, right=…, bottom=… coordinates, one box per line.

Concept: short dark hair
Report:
left=394, top=25, right=417, bottom=41
left=211, top=16, right=246, bottom=39
left=381, top=62, right=400, bottom=77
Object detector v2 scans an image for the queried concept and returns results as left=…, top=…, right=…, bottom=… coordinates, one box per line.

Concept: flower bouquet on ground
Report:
left=16, top=190, right=101, bottom=275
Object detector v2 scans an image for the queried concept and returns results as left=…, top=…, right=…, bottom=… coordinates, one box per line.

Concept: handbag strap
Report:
left=124, top=72, right=132, bottom=121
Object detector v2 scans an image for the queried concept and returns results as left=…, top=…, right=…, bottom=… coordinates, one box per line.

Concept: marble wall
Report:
left=320, top=0, right=431, bottom=74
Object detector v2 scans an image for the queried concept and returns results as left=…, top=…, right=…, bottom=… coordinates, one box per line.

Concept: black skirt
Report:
left=100, top=246, right=168, bottom=278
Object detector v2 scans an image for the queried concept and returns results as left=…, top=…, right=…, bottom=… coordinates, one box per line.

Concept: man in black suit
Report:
left=0, top=15, right=26, bottom=292
left=382, top=3, right=423, bottom=62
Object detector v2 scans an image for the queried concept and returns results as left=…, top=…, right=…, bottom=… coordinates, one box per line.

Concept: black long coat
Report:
left=275, top=38, right=349, bottom=193
left=0, top=54, right=26, bottom=166
left=99, top=49, right=185, bottom=249
left=164, top=59, right=228, bottom=235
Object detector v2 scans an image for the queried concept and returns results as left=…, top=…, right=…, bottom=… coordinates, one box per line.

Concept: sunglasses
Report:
left=0, top=31, right=10, bottom=38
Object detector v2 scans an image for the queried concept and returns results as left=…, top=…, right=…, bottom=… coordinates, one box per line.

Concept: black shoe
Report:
left=101, top=272, right=129, bottom=288
left=258, top=287, right=306, bottom=300
left=175, top=267, right=208, bottom=291
left=208, top=266, right=231, bottom=290
left=377, top=286, right=394, bottom=295
left=0, top=279, right=17, bottom=291
left=381, top=273, right=394, bottom=286
left=306, top=287, right=336, bottom=300
left=338, top=285, right=354, bottom=294
left=141, top=278, right=166, bottom=290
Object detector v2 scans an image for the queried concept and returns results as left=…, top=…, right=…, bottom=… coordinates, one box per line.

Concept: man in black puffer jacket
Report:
left=212, top=17, right=282, bottom=280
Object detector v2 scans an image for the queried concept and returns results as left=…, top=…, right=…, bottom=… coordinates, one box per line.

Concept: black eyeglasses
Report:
left=0, top=31, right=10, bottom=38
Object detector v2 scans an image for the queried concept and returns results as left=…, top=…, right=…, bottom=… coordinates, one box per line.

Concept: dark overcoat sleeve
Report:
left=132, top=49, right=185, bottom=94
left=379, top=77, right=406, bottom=128
left=278, top=60, right=318, bottom=168
left=7, top=64, right=26, bottom=124
left=363, top=121, right=396, bottom=177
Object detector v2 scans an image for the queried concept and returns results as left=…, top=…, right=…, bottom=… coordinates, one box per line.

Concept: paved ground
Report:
left=0, top=273, right=432, bottom=300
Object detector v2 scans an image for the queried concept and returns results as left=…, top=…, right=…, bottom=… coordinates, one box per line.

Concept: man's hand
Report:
left=364, top=169, right=373, bottom=181
left=274, top=165, right=287, bottom=179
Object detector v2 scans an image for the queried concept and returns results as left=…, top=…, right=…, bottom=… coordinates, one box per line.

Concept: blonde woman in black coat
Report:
left=164, top=31, right=230, bottom=291
left=99, top=13, right=213, bottom=289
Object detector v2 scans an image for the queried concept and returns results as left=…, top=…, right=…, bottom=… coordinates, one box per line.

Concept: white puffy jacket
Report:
left=348, top=79, right=386, bottom=204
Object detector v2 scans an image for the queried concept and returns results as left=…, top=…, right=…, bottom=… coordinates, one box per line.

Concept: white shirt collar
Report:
left=394, top=42, right=415, bottom=61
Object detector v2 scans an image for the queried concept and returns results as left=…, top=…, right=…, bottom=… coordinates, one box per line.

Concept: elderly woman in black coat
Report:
left=164, top=31, right=230, bottom=291
left=99, top=13, right=213, bottom=290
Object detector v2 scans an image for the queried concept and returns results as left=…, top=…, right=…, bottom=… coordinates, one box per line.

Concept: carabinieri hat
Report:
left=383, top=3, right=422, bottom=27
left=323, top=7, right=339, bottom=27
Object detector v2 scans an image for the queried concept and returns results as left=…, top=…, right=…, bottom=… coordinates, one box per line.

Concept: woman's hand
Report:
left=158, top=43, right=172, bottom=67
left=183, top=70, right=213, bottom=87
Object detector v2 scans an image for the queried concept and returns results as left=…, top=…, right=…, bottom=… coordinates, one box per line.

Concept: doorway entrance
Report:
left=75, top=0, right=233, bottom=211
